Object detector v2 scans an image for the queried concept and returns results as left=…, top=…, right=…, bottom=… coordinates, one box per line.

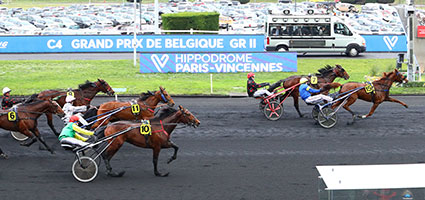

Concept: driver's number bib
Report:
left=311, top=76, right=318, bottom=84
left=67, top=91, right=74, bottom=97
left=140, top=122, right=151, bottom=135
left=365, top=83, right=375, bottom=94
left=8, top=111, right=16, bottom=121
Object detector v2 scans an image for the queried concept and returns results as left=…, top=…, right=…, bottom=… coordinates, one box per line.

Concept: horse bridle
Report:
left=95, top=80, right=112, bottom=95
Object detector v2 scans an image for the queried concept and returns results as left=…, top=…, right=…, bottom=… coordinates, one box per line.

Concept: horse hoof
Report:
left=405, top=105, right=409, bottom=108
left=0, top=153, right=8, bottom=159
left=108, top=170, right=125, bottom=177
left=20, top=142, right=30, bottom=147
left=155, top=172, right=169, bottom=177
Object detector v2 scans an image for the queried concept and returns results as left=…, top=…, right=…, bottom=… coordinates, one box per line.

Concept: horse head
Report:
left=159, top=86, right=175, bottom=107
left=178, top=105, right=200, bottom=128
left=96, top=78, right=115, bottom=96
left=334, top=64, right=350, bottom=80
left=48, top=100, right=65, bottom=118
left=392, top=69, right=408, bottom=84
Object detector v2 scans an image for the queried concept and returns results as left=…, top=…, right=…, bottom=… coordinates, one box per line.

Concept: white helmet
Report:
left=299, top=77, right=309, bottom=84
left=2, top=87, right=11, bottom=95
left=65, top=95, right=76, bottom=103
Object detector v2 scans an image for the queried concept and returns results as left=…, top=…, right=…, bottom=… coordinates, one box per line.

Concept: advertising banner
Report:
left=0, top=35, right=265, bottom=53
left=139, top=52, right=297, bottom=73
left=417, top=26, right=425, bottom=38
left=361, top=35, right=407, bottom=52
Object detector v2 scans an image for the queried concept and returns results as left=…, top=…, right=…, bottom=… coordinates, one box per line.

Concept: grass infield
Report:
left=0, top=58, right=423, bottom=96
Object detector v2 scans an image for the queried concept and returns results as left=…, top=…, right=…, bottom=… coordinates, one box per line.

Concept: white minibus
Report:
left=265, top=15, right=366, bottom=56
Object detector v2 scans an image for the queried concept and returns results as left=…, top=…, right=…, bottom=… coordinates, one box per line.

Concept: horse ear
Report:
left=159, top=86, right=164, bottom=91
left=394, top=68, right=399, bottom=72
left=179, top=105, right=183, bottom=111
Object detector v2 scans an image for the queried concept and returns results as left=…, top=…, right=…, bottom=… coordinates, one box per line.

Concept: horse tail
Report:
left=267, top=79, right=285, bottom=92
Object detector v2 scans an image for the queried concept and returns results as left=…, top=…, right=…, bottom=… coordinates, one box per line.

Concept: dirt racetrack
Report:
left=0, top=96, right=424, bottom=200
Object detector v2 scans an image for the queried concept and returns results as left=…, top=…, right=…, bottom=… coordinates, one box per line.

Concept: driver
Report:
left=246, top=72, right=272, bottom=98
left=299, top=77, right=333, bottom=104
left=1, top=87, right=24, bottom=110
left=59, top=115, right=95, bottom=148
left=62, top=95, right=88, bottom=124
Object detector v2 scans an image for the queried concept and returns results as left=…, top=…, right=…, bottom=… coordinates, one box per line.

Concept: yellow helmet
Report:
left=300, top=77, right=308, bottom=84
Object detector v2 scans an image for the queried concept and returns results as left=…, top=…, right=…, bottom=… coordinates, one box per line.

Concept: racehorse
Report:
left=0, top=97, right=65, bottom=156
left=332, top=69, right=408, bottom=124
left=37, top=79, right=115, bottom=136
left=277, top=64, right=350, bottom=117
left=100, top=105, right=200, bottom=177
left=90, top=86, right=175, bottom=130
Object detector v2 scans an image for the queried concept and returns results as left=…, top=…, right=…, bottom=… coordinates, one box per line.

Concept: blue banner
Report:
left=361, top=35, right=407, bottom=52
left=139, top=52, right=297, bottom=73
left=0, top=35, right=265, bottom=53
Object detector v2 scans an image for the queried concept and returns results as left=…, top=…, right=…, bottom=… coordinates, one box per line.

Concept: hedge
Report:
left=162, top=12, right=219, bottom=34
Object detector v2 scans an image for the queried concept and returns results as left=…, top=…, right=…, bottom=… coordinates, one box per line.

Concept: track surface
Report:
left=0, top=96, right=424, bottom=199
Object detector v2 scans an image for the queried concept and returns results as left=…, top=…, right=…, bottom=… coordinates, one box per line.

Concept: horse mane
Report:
left=23, top=94, right=45, bottom=105
left=139, top=90, right=156, bottom=101
left=78, top=80, right=95, bottom=90
left=376, top=71, right=394, bottom=81
left=315, top=65, right=334, bottom=77
left=154, top=106, right=178, bottom=120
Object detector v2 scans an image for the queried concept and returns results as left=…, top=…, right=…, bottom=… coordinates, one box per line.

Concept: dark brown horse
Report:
left=0, top=98, right=65, bottom=157
left=90, top=86, right=174, bottom=130
left=280, top=64, right=350, bottom=117
left=332, top=69, right=408, bottom=124
left=37, top=79, right=115, bottom=136
left=100, top=105, right=200, bottom=177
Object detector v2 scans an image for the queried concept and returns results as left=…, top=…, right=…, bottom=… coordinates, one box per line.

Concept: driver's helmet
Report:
left=247, top=72, right=255, bottom=79
left=2, top=87, right=11, bottom=95
left=299, top=77, right=309, bottom=84
left=65, top=95, right=76, bottom=103
left=69, top=115, right=79, bottom=122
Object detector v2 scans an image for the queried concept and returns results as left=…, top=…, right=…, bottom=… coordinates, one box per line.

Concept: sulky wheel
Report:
left=317, top=107, right=338, bottom=129
left=263, top=100, right=283, bottom=121
left=312, top=105, right=319, bottom=122
left=72, top=156, right=98, bottom=183
left=10, top=131, right=29, bottom=141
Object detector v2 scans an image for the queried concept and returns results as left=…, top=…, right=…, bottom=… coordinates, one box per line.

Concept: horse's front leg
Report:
left=46, top=113, right=60, bottom=137
left=385, top=96, right=408, bottom=108
left=153, top=147, right=169, bottom=177
left=166, top=141, right=179, bottom=164
left=360, top=103, right=380, bottom=119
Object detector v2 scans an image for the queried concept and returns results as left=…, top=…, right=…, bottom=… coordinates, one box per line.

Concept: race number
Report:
left=311, top=76, right=318, bottom=84
left=131, top=104, right=140, bottom=115
left=365, top=82, right=375, bottom=94
left=8, top=111, right=17, bottom=122
left=140, top=121, right=151, bottom=135
left=67, top=91, right=74, bottom=97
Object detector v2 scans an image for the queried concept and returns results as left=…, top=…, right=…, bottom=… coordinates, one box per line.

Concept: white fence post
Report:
left=210, top=74, right=213, bottom=94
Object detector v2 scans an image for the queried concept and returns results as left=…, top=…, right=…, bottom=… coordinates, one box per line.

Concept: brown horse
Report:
left=332, top=69, right=408, bottom=124
left=37, top=79, right=115, bottom=136
left=90, top=86, right=175, bottom=130
left=280, top=64, right=350, bottom=117
left=0, top=97, right=65, bottom=157
left=100, top=105, right=200, bottom=177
